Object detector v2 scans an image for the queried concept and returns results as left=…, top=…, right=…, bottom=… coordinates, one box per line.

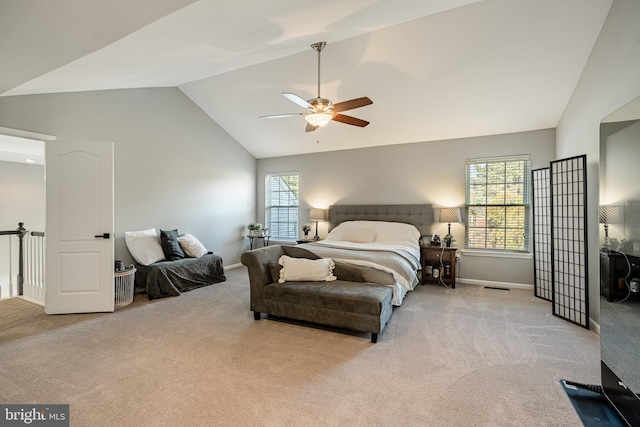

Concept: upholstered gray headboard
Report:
left=328, top=204, right=434, bottom=237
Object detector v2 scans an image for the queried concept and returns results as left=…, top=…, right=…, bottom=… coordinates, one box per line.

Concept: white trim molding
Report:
left=458, top=277, right=533, bottom=290
left=460, top=249, right=532, bottom=260
left=0, top=126, right=56, bottom=140
left=224, top=263, right=243, bottom=270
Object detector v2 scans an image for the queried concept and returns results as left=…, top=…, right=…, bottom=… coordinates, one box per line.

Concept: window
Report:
left=265, top=172, right=299, bottom=240
left=465, top=155, right=531, bottom=251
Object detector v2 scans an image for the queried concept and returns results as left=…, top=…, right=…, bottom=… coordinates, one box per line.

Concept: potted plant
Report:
left=443, top=234, right=455, bottom=247
left=248, top=223, right=263, bottom=236
left=302, top=224, right=311, bottom=237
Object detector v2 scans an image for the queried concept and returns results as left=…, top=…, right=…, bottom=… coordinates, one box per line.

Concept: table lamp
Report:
left=599, top=205, right=622, bottom=239
left=309, top=208, right=326, bottom=241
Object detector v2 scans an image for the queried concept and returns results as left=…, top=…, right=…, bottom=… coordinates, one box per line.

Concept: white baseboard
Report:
left=18, top=295, right=44, bottom=306
left=224, top=263, right=243, bottom=270
left=457, top=277, right=534, bottom=290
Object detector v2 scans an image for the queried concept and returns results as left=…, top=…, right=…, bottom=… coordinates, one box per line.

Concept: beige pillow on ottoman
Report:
left=178, top=233, right=208, bottom=258
left=277, top=255, right=336, bottom=283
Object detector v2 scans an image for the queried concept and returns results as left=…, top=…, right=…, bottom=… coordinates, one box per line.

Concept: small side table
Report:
left=421, top=245, right=457, bottom=288
left=247, top=235, right=271, bottom=250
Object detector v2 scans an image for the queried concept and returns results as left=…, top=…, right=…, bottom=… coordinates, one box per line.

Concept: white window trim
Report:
left=460, top=249, right=532, bottom=260
left=265, top=171, right=299, bottom=241
left=465, top=154, right=532, bottom=252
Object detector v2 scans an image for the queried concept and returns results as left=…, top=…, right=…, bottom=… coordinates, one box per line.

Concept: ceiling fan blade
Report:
left=283, top=92, right=312, bottom=109
left=332, top=114, right=370, bottom=127
left=332, top=97, right=373, bottom=113
left=305, top=122, right=317, bottom=133
left=260, top=113, right=304, bottom=119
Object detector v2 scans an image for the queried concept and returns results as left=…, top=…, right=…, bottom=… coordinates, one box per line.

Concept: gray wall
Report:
left=258, top=128, right=556, bottom=286
left=0, top=88, right=256, bottom=266
left=0, top=160, right=45, bottom=231
left=556, top=0, right=640, bottom=326
left=0, top=161, right=45, bottom=298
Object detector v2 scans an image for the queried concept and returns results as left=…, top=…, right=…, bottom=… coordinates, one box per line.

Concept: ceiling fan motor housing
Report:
left=308, top=97, right=334, bottom=115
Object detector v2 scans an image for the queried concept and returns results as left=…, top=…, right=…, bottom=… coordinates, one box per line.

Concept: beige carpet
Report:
left=0, top=267, right=599, bottom=426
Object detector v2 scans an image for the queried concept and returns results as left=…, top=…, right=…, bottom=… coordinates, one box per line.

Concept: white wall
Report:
left=0, top=88, right=256, bottom=267
left=556, top=0, right=640, bottom=326
left=258, top=128, right=555, bottom=286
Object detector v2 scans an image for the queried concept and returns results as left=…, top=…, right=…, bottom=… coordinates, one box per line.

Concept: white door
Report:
left=45, top=141, right=114, bottom=314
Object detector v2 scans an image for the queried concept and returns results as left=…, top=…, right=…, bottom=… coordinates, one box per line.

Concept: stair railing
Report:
left=0, top=222, right=45, bottom=303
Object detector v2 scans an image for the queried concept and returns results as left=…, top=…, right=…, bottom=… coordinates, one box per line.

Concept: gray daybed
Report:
left=135, top=254, right=226, bottom=299
left=241, top=245, right=394, bottom=343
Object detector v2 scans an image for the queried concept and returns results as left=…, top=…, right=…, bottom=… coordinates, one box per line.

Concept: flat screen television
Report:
left=599, top=95, right=640, bottom=426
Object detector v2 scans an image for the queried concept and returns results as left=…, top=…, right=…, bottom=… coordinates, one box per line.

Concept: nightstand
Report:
left=421, top=245, right=457, bottom=288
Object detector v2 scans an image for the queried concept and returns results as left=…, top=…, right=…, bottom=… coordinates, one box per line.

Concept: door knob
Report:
left=94, top=233, right=110, bottom=239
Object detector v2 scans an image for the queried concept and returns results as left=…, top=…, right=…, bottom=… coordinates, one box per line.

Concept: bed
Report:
left=299, top=204, right=433, bottom=305
left=241, top=204, right=433, bottom=341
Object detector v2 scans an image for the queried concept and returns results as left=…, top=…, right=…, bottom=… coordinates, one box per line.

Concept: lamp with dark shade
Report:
left=309, top=208, right=327, bottom=241
left=599, top=205, right=623, bottom=238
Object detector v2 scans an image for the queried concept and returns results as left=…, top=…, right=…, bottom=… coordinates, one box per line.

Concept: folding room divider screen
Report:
left=532, top=167, right=552, bottom=301
left=532, top=155, right=589, bottom=329
left=550, top=155, right=589, bottom=328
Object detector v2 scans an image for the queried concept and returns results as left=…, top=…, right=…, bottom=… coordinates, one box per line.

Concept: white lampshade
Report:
left=305, top=113, right=333, bottom=128
left=599, top=205, right=623, bottom=224
left=440, top=208, right=462, bottom=224
left=309, top=208, right=326, bottom=222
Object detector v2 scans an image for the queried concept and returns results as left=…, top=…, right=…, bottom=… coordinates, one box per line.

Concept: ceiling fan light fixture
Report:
left=305, top=112, right=333, bottom=128
left=261, top=41, right=372, bottom=133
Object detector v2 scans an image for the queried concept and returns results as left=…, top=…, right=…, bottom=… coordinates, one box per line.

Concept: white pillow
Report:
left=325, top=220, right=420, bottom=244
left=178, top=233, right=208, bottom=258
left=277, top=255, right=337, bottom=283
left=124, top=228, right=166, bottom=266
left=343, top=229, right=377, bottom=243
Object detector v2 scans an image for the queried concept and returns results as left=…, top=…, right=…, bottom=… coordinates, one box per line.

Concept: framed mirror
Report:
left=599, top=94, right=640, bottom=426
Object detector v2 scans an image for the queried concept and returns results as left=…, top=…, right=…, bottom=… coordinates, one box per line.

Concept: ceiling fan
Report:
left=260, top=41, right=373, bottom=132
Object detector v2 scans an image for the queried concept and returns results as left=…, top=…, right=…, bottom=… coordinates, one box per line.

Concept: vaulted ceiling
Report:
left=1, top=0, right=612, bottom=159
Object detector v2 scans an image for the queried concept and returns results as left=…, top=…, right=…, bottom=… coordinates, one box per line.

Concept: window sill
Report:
left=269, top=239, right=297, bottom=246
left=460, top=249, right=532, bottom=260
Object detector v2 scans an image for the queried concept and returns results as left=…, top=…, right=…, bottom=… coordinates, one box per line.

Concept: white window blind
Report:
left=265, top=173, right=299, bottom=240
left=465, top=155, right=531, bottom=251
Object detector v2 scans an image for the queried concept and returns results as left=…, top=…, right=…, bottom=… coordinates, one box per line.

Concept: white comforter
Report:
left=300, top=220, right=423, bottom=305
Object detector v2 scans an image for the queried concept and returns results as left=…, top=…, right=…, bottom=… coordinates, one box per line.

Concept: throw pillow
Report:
left=333, top=261, right=365, bottom=282
left=124, top=228, right=166, bottom=266
left=178, top=233, right=208, bottom=258
left=277, top=255, right=336, bottom=283
left=160, top=229, right=185, bottom=261
left=268, top=261, right=282, bottom=283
